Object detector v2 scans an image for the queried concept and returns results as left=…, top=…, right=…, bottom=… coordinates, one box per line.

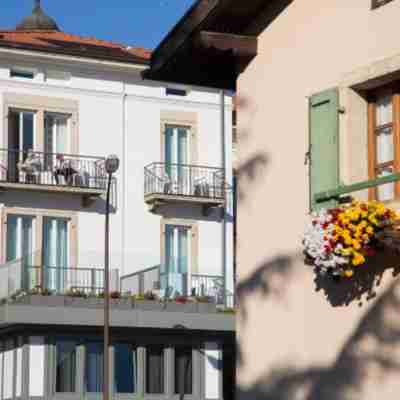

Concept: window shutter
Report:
left=309, top=88, right=339, bottom=211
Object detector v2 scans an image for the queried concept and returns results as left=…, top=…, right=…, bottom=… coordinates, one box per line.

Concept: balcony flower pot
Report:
left=110, top=298, right=132, bottom=310
left=15, top=294, right=65, bottom=307
left=133, top=300, right=164, bottom=311
left=64, top=296, right=93, bottom=308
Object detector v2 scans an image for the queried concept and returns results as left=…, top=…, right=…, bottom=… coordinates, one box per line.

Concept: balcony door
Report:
left=7, top=110, right=35, bottom=183
left=165, top=125, right=190, bottom=195
left=162, top=225, right=190, bottom=296
left=43, top=217, right=69, bottom=292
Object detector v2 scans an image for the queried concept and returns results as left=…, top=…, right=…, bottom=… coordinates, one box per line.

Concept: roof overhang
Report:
left=146, top=0, right=283, bottom=90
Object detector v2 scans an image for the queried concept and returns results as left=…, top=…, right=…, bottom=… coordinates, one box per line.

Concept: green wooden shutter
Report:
left=309, top=88, right=339, bottom=211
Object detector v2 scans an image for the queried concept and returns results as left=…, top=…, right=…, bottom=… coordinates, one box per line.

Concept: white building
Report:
left=0, top=2, right=235, bottom=400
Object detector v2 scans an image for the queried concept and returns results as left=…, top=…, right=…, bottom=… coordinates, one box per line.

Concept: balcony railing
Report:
left=0, top=149, right=107, bottom=192
left=0, top=256, right=119, bottom=300
left=144, top=162, right=225, bottom=206
left=120, top=265, right=234, bottom=306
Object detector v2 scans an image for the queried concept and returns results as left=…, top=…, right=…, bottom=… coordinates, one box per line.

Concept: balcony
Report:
left=121, top=264, right=235, bottom=307
left=0, top=149, right=107, bottom=205
left=0, top=257, right=119, bottom=300
left=144, top=162, right=225, bottom=215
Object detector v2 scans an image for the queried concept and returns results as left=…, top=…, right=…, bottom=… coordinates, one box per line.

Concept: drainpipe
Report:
left=121, top=83, right=127, bottom=280
left=220, top=90, right=227, bottom=306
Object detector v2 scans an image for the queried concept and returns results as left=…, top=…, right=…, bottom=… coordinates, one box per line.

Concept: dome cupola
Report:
left=16, top=0, right=60, bottom=32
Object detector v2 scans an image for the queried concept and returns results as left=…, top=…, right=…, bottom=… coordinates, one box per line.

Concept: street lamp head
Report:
left=105, top=155, right=119, bottom=174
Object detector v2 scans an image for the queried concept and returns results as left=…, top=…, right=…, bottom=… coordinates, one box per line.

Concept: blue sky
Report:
left=0, top=0, right=197, bottom=50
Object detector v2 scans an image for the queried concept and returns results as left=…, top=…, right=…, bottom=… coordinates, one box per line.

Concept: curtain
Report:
left=177, top=128, right=188, bottom=194
left=178, top=227, right=188, bottom=274
left=43, top=218, right=68, bottom=291
left=114, top=344, right=136, bottom=393
left=6, top=216, right=18, bottom=262
left=146, top=346, right=164, bottom=394
left=85, top=342, right=103, bottom=393
left=175, top=347, right=193, bottom=395
left=56, top=117, right=68, bottom=154
left=56, top=340, right=76, bottom=393
left=22, top=113, right=34, bottom=154
left=165, top=126, right=174, bottom=179
left=376, top=95, right=394, bottom=201
left=7, top=111, right=20, bottom=183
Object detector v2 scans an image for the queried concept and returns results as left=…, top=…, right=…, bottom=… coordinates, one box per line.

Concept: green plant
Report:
left=218, top=307, right=236, bottom=314
left=65, top=288, right=87, bottom=298
left=194, top=295, right=213, bottom=303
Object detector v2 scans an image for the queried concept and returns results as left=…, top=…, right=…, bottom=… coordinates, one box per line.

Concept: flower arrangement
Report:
left=303, top=200, right=397, bottom=280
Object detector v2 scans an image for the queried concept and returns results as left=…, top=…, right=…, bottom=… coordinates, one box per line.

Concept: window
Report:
left=367, top=85, right=400, bottom=201
left=166, top=88, right=187, bottom=96
left=175, top=347, right=193, bottom=395
left=114, top=343, right=137, bottom=393
left=162, top=224, right=191, bottom=296
left=10, top=69, right=35, bottom=80
left=372, top=0, right=394, bottom=9
left=6, top=214, right=35, bottom=265
left=56, top=339, right=77, bottom=393
left=146, top=346, right=164, bottom=394
left=85, top=342, right=103, bottom=392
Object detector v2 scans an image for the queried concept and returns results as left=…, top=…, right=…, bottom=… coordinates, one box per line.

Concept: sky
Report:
left=0, top=0, right=197, bottom=50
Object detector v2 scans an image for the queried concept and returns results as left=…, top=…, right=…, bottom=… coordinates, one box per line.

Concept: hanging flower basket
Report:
left=303, top=200, right=398, bottom=281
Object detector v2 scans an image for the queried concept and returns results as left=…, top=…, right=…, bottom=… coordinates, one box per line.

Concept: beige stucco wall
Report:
left=237, top=1, right=400, bottom=399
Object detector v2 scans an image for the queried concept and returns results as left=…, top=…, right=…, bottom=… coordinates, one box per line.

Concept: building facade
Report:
left=0, top=2, right=235, bottom=400
left=149, top=0, right=400, bottom=399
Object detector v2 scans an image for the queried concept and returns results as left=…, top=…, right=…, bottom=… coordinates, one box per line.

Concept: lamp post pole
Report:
left=103, top=155, right=119, bottom=400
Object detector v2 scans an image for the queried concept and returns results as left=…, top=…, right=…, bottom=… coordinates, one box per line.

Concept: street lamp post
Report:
left=103, top=155, right=119, bottom=400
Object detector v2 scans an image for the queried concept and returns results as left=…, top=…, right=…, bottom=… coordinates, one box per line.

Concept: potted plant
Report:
left=164, top=295, right=197, bottom=313
left=64, top=288, right=90, bottom=307
left=12, top=287, right=65, bottom=307
left=132, top=291, right=163, bottom=311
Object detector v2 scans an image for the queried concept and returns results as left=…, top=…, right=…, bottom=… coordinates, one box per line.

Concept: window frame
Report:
left=367, top=84, right=400, bottom=200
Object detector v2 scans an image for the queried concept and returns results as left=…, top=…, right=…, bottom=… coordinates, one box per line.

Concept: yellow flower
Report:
left=366, top=226, right=374, bottom=235
left=352, top=253, right=366, bottom=266
left=344, top=270, right=354, bottom=278
left=352, top=240, right=361, bottom=250
left=341, top=248, right=353, bottom=256
left=362, top=234, right=370, bottom=243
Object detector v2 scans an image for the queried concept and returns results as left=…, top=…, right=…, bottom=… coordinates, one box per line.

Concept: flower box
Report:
left=133, top=300, right=164, bottom=311
left=15, top=295, right=65, bottom=307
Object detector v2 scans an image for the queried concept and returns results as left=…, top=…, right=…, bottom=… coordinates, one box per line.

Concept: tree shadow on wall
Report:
left=237, top=275, right=400, bottom=400
left=314, top=248, right=400, bottom=307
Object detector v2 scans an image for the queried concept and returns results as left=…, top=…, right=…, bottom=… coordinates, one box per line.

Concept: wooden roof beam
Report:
left=196, top=31, right=258, bottom=58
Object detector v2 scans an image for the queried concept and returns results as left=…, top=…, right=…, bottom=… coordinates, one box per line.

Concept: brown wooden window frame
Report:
left=372, top=0, right=395, bottom=9
left=368, top=84, right=400, bottom=200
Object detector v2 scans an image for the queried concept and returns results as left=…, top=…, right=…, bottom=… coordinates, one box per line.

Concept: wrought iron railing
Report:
left=0, top=256, right=119, bottom=300
left=0, top=149, right=107, bottom=191
left=144, top=162, right=225, bottom=200
left=120, top=265, right=233, bottom=305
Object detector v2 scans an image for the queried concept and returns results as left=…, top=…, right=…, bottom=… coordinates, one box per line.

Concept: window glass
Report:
left=146, top=346, right=164, bottom=394
left=85, top=342, right=103, bottom=393
left=56, top=339, right=77, bottom=393
left=114, top=343, right=137, bottom=393
left=175, top=347, right=193, bottom=394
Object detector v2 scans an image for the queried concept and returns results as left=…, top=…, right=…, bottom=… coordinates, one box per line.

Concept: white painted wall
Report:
left=0, top=51, right=234, bottom=293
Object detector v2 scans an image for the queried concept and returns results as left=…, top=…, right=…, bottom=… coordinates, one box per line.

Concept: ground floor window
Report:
left=146, top=345, right=164, bottom=394
left=114, top=343, right=137, bottom=393
left=175, top=346, right=193, bottom=394
left=56, top=339, right=77, bottom=393
left=85, top=342, right=103, bottom=393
